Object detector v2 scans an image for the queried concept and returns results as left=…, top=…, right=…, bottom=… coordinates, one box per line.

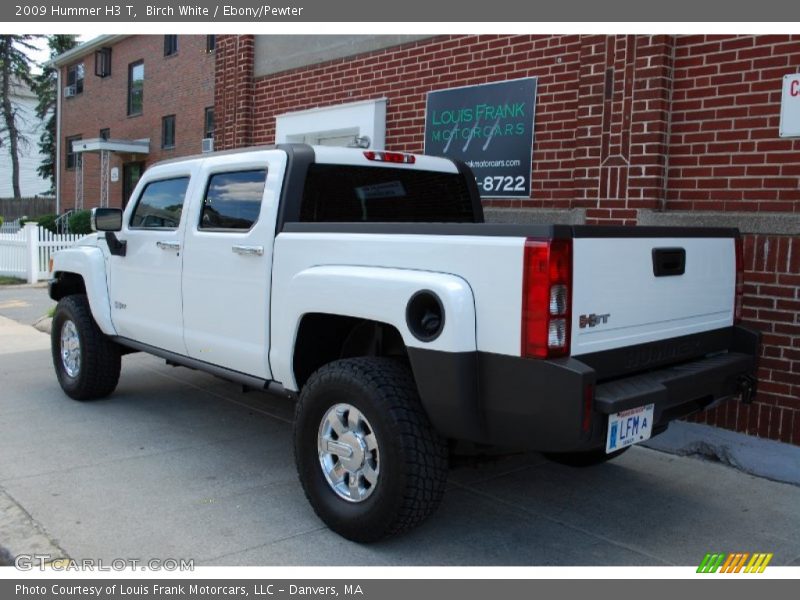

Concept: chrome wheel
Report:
left=60, top=319, right=81, bottom=378
left=317, top=403, right=380, bottom=503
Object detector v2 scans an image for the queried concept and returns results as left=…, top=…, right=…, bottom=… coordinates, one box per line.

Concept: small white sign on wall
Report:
left=275, top=99, right=387, bottom=149
left=110, top=167, right=119, bottom=182
left=779, top=73, right=800, bottom=138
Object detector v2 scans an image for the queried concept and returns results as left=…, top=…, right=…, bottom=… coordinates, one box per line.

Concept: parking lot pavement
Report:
left=2, top=317, right=800, bottom=567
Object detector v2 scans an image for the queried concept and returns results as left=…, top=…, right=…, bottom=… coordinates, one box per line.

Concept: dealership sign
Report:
left=779, top=74, right=800, bottom=138
left=424, top=78, right=537, bottom=198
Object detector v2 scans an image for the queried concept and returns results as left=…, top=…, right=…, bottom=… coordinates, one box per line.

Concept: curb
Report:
left=643, top=421, right=800, bottom=487
left=0, top=488, right=69, bottom=567
left=33, top=316, right=52, bottom=335
left=0, top=282, right=49, bottom=290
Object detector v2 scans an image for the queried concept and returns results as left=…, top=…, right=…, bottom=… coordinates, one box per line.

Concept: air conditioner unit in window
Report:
left=201, top=138, right=214, bottom=153
left=63, top=85, right=77, bottom=98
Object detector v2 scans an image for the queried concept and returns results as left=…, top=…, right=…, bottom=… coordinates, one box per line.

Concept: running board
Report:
left=111, top=336, right=296, bottom=399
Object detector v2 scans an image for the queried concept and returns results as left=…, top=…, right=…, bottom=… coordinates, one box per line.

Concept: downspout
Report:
left=55, top=66, right=62, bottom=214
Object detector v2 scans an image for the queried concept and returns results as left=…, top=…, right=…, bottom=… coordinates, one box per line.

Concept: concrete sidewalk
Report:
left=0, top=310, right=51, bottom=355
left=1, top=315, right=799, bottom=566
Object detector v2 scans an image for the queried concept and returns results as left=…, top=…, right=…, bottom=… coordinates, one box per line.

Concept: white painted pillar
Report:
left=24, top=222, right=39, bottom=284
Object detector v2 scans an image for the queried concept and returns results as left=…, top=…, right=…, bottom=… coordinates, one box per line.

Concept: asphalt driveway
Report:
left=1, top=317, right=799, bottom=566
left=0, top=283, right=54, bottom=325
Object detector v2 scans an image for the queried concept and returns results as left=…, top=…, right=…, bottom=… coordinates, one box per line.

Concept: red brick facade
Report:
left=214, top=35, right=255, bottom=150
left=708, top=233, right=800, bottom=443
left=213, top=34, right=800, bottom=445
left=59, top=35, right=215, bottom=210
left=668, top=36, right=800, bottom=212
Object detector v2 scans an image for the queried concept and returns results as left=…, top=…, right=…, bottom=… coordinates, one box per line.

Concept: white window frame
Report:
left=275, top=98, right=387, bottom=149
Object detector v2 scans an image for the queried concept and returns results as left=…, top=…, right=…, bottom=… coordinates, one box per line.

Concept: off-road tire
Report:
left=294, top=357, right=448, bottom=542
left=51, top=294, right=121, bottom=400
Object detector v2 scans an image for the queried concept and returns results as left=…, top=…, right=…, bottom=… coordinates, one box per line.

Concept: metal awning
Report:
left=71, top=138, right=150, bottom=154
left=70, top=138, right=150, bottom=211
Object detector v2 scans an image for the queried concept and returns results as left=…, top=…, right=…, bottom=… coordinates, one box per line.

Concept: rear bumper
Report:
left=408, top=325, right=760, bottom=453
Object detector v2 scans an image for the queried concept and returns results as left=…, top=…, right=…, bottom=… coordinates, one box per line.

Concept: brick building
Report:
left=52, top=34, right=215, bottom=212
left=213, top=34, right=800, bottom=446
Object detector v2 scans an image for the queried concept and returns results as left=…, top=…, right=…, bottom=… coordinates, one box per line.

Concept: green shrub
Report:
left=0, top=215, right=4, bottom=227
left=67, top=210, right=92, bottom=235
left=33, top=213, right=59, bottom=233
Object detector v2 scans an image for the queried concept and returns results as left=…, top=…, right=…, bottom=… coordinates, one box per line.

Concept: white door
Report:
left=180, top=151, right=285, bottom=379
left=107, top=175, right=193, bottom=355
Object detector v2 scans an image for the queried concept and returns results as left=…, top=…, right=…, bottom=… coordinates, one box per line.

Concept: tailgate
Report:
left=571, top=235, right=736, bottom=356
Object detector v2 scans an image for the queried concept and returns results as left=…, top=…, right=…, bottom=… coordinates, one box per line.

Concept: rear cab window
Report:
left=200, top=169, right=267, bottom=230
left=300, top=164, right=476, bottom=223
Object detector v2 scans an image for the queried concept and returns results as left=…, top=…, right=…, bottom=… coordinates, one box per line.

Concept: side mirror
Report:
left=91, top=207, right=123, bottom=232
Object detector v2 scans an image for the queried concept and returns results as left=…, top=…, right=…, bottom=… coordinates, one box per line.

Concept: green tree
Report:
left=0, top=35, right=39, bottom=199
left=34, top=35, right=78, bottom=195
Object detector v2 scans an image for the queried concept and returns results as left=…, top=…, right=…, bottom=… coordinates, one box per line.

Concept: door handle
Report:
left=232, top=245, right=264, bottom=256
left=652, top=247, right=685, bottom=277
left=156, top=241, right=181, bottom=251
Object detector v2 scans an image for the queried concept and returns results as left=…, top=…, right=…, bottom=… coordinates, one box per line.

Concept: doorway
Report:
left=122, top=161, right=145, bottom=208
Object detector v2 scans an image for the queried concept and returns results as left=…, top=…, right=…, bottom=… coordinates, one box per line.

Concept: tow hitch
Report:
left=738, top=374, right=757, bottom=404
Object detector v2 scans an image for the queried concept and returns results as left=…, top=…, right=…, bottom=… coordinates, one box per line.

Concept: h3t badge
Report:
left=579, top=313, right=610, bottom=329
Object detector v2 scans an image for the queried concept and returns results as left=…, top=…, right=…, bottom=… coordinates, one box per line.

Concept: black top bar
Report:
left=281, top=222, right=739, bottom=239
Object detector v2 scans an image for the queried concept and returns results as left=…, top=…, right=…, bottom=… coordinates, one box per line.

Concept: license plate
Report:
left=605, top=404, right=655, bottom=454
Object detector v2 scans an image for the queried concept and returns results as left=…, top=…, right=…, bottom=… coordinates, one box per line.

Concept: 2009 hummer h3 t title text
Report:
left=48, top=144, right=760, bottom=542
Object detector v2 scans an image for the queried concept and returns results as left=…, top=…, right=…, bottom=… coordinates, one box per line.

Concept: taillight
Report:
left=521, top=238, right=572, bottom=359
left=363, top=150, right=416, bottom=164
left=734, top=236, right=744, bottom=323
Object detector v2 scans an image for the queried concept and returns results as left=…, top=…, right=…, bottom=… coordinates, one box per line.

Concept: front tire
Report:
left=51, top=295, right=121, bottom=400
left=294, top=357, right=448, bottom=542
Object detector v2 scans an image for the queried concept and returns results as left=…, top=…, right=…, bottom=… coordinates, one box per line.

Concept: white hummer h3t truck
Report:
left=49, top=144, right=760, bottom=542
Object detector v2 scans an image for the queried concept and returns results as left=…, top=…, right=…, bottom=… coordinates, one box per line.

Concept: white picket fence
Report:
left=0, top=223, right=84, bottom=283
left=0, top=220, right=22, bottom=234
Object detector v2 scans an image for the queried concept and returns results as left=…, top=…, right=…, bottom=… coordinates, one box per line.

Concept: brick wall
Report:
left=213, top=33, right=800, bottom=445
left=668, top=36, right=800, bottom=213
left=59, top=35, right=215, bottom=210
left=214, top=35, right=255, bottom=150
left=241, top=35, right=591, bottom=209
left=691, top=234, right=800, bottom=444
left=218, top=34, right=686, bottom=225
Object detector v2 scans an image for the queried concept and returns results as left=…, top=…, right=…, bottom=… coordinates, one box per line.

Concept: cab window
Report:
left=199, top=169, right=267, bottom=230
left=129, top=177, right=190, bottom=229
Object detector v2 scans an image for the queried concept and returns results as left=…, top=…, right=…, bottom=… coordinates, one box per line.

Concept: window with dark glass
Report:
left=99, top=128, right=110, bottom=140
left=206, top=35, right=216, bottom=53
left=299, top=164, right=476, bottom=223
left=65, top=135, right=81, bottom=170
left=94, top=47, right=111, bottom=77
left=164, top=35, right=178, bottom=56
left=127, top=61, right=144, bottom=115
left=66, top=63, right=84, bottom=94
left=161, top=115, right=176, bottom=149
left=200, top=170, right=267, bottom=230
left=203, top=107, right=214, bottom=140
left=130, top=177, right=190, bottom=229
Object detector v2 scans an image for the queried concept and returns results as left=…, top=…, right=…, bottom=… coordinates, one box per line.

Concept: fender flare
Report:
left=270, top=265, right=477, bottom=391
left=52, top=246, right=116, bottom=336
